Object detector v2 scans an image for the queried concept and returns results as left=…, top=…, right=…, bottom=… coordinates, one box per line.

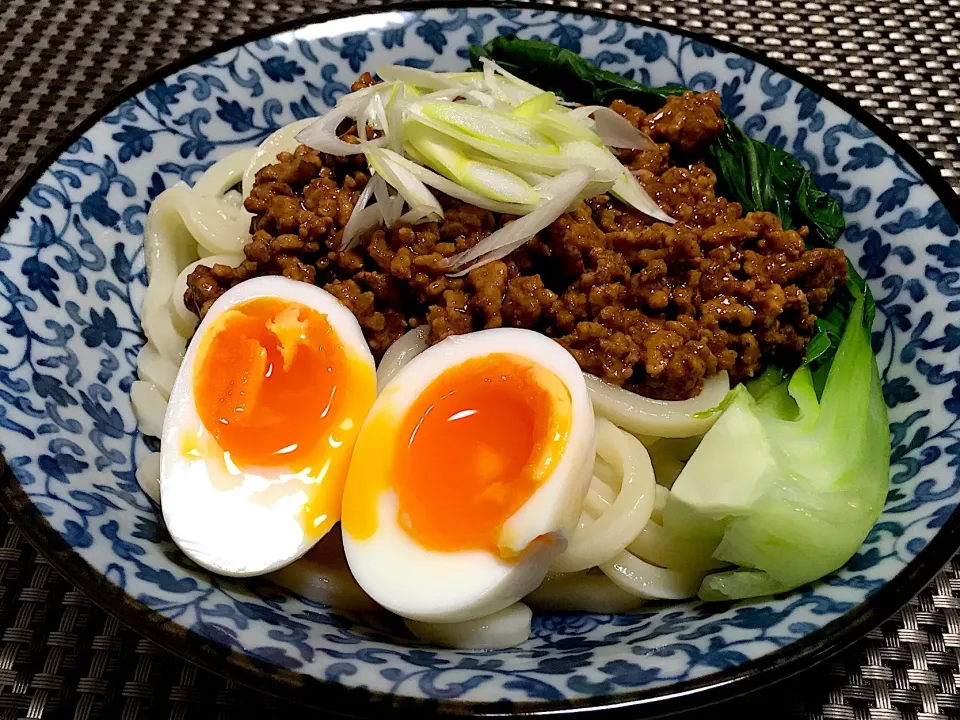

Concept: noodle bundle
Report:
left=132, top=147, right=259, bottom=495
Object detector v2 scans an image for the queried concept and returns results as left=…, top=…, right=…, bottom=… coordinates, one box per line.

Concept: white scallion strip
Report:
left=409, top=104, right=669, bottom=221
left=611, top=170, right=675, bottom=224
left=376, top=64, right=462, bottom=90
left=568, top=106, right=658, bottom=150
left=584, top=371, right=730, bottom=438
left=512, top=92, right=557, bottom=119
left=370, top=172, right=390, bottom=215
left=444, top=165, right=595, bottom=275
left=422, top=102, right=558, bottom=153
left=534, top=108, right=600, bottom=144
left=367, top=93, right=390, bottom=134
left=340, top=176, right=380, bottom=250
left=377, top=325, right=430, bottom=391
left=556, top=141, right=624, bottom=183
left=399, top=205, right=441, bottom=225
left=465, top=90, right=497, bottom=108
left=387, top=147, right=537, bottom=215
left=366, top=147, right=443, bottom=221
left=405, top=122, right=539, bottom=205
left=343, top=206, right=383, bottom=250
left=386, top=84, right=405, bottom=154
left=404, top=104, right=564, bottom=169
left=369, top=173, right=404, bottom=228
left=478, top=57, right=543, bottom=101
left=412, top=88, right=465, bottom=103
left=335, top=81, right=399, bottom=110
left=296, top=103, right=373, bottom=156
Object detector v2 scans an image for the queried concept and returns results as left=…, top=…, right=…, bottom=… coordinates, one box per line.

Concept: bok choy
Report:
left=662, top=291, right=888, bottom=600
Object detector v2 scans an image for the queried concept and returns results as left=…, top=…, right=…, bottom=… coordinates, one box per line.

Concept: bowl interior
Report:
left=1, top=3, right=959, bottom=711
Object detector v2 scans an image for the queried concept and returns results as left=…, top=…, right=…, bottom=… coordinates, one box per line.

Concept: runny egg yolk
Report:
left=190, top=297, right=375, bottom=534
left=345, top=354, right=572, bottom=556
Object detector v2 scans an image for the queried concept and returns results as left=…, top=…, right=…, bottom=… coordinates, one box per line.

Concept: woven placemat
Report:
left=1, top=0, right=959, bottom=718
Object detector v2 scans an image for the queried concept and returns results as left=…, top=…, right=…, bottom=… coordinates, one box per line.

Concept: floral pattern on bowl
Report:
left=0, top=4, right=959, bottom=715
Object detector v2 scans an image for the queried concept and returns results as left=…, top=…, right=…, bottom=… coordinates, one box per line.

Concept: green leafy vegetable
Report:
left=708, top=118, right=845, bottom=246
left=471, top=36, right=874, bottom=389
left=662, top=291, right=889, bottom=600
left=470, top=36, right=686, bottom=111
left=806, top=265, right=875, bottom=396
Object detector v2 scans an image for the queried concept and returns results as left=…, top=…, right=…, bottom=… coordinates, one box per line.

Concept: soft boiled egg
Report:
left=161, top=276, right=377, bottom=576
left=341, top=328, right=595, bottom=624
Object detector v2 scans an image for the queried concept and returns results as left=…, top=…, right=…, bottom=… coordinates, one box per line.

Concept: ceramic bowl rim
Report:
left=1, top=2, right=959, bottom=717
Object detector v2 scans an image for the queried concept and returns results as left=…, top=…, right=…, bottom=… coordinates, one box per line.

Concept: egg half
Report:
left=341, top=328, right=595, bottom=623
left=161, top=276, right=377, bottom=576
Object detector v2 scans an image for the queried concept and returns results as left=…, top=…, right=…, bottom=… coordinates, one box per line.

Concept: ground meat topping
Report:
left=184, top=92, right=847, bottom=400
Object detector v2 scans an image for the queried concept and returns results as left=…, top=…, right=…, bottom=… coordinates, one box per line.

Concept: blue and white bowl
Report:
left=1, top=3, right=959, bottom=715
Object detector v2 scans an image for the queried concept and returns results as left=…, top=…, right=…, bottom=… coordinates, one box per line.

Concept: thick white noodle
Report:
left=269, top=528, right=380, bottom=613
left=376, top=326, right=430, bottom=391
left=405, top=603, right=532, bottom=650
left=193, top=148, right=256, bottom=196
left=134, top=151, right=255, bottom=438
left=584, top=371, right=730, bottom=438
left=586, top=477, right=666, bottom=524
left=592, top=456, right=620, bottom=488
left=130, top=381, right=167, bottom=438
left=135, top=344, right=178, bottom=401
left=135, top=452, right=162, bottom=505
left=551, top=419, right=656, bottom=572
left=583, top=476, right=617, bottom=514
left=165, top=184, right=250, bottom=256
left=140, top=189, right=197, bottom=364
left=526, top=571, right=644, bottom=613
left=599, top=551, right=703, bottom=601
left=243, top=118, right=316, bottom=198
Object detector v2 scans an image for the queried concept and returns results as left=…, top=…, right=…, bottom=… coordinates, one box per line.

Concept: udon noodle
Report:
left=132, top=122, right=730, bottom=648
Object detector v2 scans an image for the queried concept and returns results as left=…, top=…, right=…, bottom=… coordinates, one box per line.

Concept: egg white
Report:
left=160, top=275, right=375, bottom=577
left=342, top=328, right=595, bottom=623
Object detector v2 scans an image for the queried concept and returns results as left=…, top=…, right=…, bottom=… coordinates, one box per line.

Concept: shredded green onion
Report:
left=295, top=58, right=675, bottom=271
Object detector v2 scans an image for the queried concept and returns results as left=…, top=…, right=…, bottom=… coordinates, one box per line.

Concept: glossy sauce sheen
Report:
left=346, top=354, right=572, bottom=555
left=190, top=297, right=375, bottom=536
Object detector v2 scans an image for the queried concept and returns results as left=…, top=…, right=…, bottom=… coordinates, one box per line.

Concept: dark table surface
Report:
left=1, top=0, right=959, bottom=717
